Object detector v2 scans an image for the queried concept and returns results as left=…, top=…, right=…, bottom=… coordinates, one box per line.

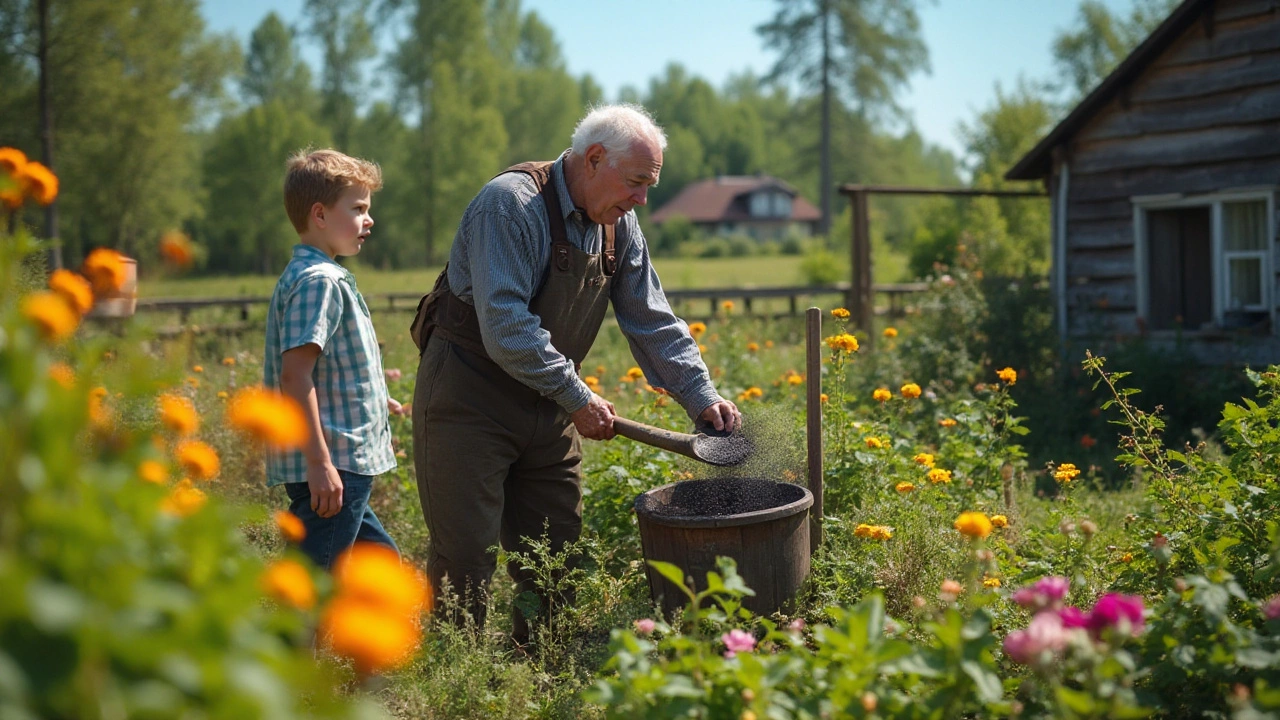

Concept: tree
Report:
left=242, top=12, right=317, bottom=111
left=1052, top=0, right=1178, bottom=99
left=202, top=102, right=332, bottom=274
left=304, top=0, right=375, bottom=149
left=758, top=0, right=929, bottom=233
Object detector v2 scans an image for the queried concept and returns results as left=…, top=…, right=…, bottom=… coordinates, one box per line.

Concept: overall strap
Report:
left=502, top=159, right=618, bottom=275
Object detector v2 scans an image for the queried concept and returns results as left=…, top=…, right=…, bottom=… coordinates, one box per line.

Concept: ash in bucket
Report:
left=639, top=477, right=807, bottom=518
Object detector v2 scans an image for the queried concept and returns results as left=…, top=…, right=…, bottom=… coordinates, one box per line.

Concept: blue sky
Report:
left=200, top=0, right=1133, bottom=159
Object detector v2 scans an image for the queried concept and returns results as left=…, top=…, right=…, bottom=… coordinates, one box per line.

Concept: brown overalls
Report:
left=410, top=161, right=617, bottom=640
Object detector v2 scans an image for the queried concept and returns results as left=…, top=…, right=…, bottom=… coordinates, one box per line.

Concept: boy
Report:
left=265, top=148, right=404, bottom=569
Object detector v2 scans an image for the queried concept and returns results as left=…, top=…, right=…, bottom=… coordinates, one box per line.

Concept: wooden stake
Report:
left=805, top=307, right=823, bottom=555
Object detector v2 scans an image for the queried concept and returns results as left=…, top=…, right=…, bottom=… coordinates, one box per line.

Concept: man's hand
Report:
left=388, top=397, right=406, bottom=416
left=570, top=393, right=617, bottom=440
left=307, top=462, right=344, bottom=518
left=698, top=399, right=742, bottom=434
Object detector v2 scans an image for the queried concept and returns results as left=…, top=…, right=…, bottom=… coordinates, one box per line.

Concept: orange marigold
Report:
left=997, top=367, right=1017, bottom=385
left=913, top=452, right=935, bottom=468
left=225, top=387, right=308, bottom=451
left=895, top=482, right=916, bottom=493
left=158, top=393, right=199, bottom=436
left=927, top=468, right=952, bottom=484
left=900, top=382, right=922, bottom=399
left=873, top=388, right=891, bottom=402
left=160, top=479, right=207, bottom=517
left=261, top=559, right=316, bottom=609
left=883, top=326, right=898, bottom=338
left=159, top=230, right=195, bottom=268
left=747, top=342, right=759, bottom=352
left=991, top=514, right=1009, bottom=528
left=138, top=460, right=168, bottom=484
left=1053, top=462, right=1081, bottom=483
left=688, top=321, right=706, bottom=337
left=274, top=510, right=307, bottom=543
left=825, top=333, right=859, bottom=354
left=21, top=291, right=79, bottom=342
left=81, top=248, right=127, bottom=295
left=175, top=440, right=220, bottom=480
left=939, top=418, right=957, bottom=428
left=954, top=511, right=994, bottom=540
left=333, top=542, right=432, bottom=616
left=320, top=597, right=422, bottom=676
left=47, top=269, right=94, bottom=315
left=830, top=307, right=850, bottom=319
left=48, top=362, right=76, bottom=390
left=19, top=161, right=58, bottom=205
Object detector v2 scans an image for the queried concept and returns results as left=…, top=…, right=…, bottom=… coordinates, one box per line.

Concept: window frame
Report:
left=1132, top=188, right=1276, bottom=333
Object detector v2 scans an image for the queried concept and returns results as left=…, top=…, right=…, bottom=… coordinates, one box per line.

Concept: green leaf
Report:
left=647, top=560, right=693, bottom=599
left=961, top=660, right=1003, bottom=703
left=1236, top=648, right=1278, bottom=669
left=1056, top=685, right=1098, bottom=714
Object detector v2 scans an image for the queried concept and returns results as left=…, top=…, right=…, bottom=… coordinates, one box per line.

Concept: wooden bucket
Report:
left=88, top=256, right=138, bottom=318
left=634, top=477, right=812, bottom=617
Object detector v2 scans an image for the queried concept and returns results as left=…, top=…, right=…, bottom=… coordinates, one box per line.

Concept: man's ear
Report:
left=310, top=201, right=326, bottom=228
left=584, top=143, right=607, bottom=177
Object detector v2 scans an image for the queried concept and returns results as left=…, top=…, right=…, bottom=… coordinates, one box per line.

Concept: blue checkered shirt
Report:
left=263, top=244, right=396, bottom=486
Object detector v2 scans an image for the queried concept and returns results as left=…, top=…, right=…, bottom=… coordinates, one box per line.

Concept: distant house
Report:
left=650, top=175, right=821, bottom=241
left=1007, top=0, right=1280, bottom=363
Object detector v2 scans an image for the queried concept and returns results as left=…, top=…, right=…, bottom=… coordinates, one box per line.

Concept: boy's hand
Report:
left=308, top=463, right=344, bottom=518
left=388, top=397, right=406, bottom=416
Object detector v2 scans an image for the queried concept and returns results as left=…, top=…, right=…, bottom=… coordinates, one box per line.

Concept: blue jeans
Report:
left=284, top=470, right=399, bottom=570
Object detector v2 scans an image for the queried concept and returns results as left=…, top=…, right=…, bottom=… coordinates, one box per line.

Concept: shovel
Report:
left=611, top=416, right=754, bottom=467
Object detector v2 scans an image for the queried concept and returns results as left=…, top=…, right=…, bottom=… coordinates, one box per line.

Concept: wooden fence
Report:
left=135, top=282, right=928, bottom=326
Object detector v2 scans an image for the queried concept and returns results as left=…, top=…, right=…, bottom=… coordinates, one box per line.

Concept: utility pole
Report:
left=38, top=0, right=61, bottom=270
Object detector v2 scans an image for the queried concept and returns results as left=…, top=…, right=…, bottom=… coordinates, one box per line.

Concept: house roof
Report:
left=1005, top=0, right=1210, bottom=181
left=650, top=175, right=822, bottom=224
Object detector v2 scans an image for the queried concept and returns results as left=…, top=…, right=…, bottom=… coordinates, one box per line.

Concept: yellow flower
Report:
left=954, top=511, right=994, bottom=540
left=747, top=342, right=759, bottom=352
left=820, top=393, right=828, bottom=403
left=873, top=388, right=891, bottom=402
left=939, top=418, right=957, bottom=428
left=831, top=307, right=850, bottom=319
left=160, top=479, right=207, bottom=517
left=22, top=291, right=79, bottom=343
left=159, top=230, right=195, bottom=269
left=991, top=514, right=1009, bottom=528
left=158, top=393, right=199, bottom=436
left=626, top=366, right=644, bottom=380
left=900, top=382, right=921, bottom=399
left=584, top=375, right=601, bottom=390
left=221, top=356, right=236, bottom=366
left=854, top=524, right=893, bottom=540
left=913, top=452, right=935, bottom=468
left=48, top=362, right=76, bottom=390
left=1053, top=462, right=1081, bottom=483
left=983, top=577, right=1002, bottom=589
left=185, top=376, right=200, bottom=388
left=88, top=386, right=113, bottom=428
left=0, top=147, right=27, bottom=176
left=595, top=364, right=606, bottom=376
left=217, top=391, right=229, bottom=400
left=192, top=365, right=204, bottom=373
left=927, top=468, right=952, bottom=484
left=764, top=340, right=774, bottom=349
left=175, top=440, right=220, bottom=480
left=698, top=343, right=707, bottom=353
left=864, top=436, right=884, bottom=449
left=721, top=300, right=735, bottom=313
left=788, top=374, right=803, bottom=386
left=1120, top=552, right=1133, bottom=563
left=688, top=321, right=706, bottom=338
left=138, top=460, right=168, bottom=485
left=225, top=387, right=308, bottom=451
left=824, top=333, right=859, bottom=353
left=48, top=269, right=94, bottom=315
left=333, top=542, right=432, bottom=616
left=883, top=327, right=898, bottom=338
left=18, top=160, right=58, bottom=205
left=260, top=559, right=316, bottom=610
left=81, top=248, right=127, bottom=295
left=895, top=482, right=916, bottom=493
left=320, top=597, right=422, bottom=676
left=274, top=510, right=306, bottom=543
left=997, top=367, right=1017, bottom=385
left=737, top=386, right=764, bottom=401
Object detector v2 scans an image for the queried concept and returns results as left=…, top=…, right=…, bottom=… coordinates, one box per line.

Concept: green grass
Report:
left=139, top=252, right=911, bottom=299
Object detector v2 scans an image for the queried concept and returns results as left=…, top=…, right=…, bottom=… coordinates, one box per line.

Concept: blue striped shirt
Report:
left=446, top=155, right=723, bottom=419
left=263, top=244, right=396, bottom=486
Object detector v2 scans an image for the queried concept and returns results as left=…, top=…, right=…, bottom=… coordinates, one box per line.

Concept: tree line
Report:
left=0, top=0, right=1172, bottom=279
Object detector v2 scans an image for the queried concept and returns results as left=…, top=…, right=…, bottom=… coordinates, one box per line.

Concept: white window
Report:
left=1133, top=190, right=1276, bottom=333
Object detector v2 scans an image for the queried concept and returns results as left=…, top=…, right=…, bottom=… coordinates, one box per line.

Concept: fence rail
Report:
left=135, top=282, right=929, bottom=323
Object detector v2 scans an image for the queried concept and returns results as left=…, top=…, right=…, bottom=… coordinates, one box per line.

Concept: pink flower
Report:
left=788, top=618, right=806, bottom=632
left=1003, top=612, right=1070, bottom=666
left=721, top=628, right=756, bottom=658
left=384, top=368, right=402, bottom=382
left=634, top=618, right=655, bottom=635
left=1012, top=576, right=1071, bottom=612
left=1058, top=606, right=1090, bottom=629
left=1087, top=593, right=1145, bottom=637
left=1262, top=594, right=1280, bottom=621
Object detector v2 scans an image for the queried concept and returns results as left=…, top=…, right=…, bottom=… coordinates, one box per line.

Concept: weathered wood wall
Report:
left=1058, top=0, right=1280, bottom=339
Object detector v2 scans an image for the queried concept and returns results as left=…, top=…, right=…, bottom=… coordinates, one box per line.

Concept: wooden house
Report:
left=1006, top=0, right=1280, bottom=363
left=650, top=175, right=821, bottom=241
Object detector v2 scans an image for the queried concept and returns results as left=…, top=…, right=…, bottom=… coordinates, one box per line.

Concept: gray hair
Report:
left=570, top=104, right=668, bottom=166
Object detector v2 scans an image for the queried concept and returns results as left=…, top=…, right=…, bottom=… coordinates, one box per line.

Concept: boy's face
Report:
left=311, top=185, right=373, bottom=258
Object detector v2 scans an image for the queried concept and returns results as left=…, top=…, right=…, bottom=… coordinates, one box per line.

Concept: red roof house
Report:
left=650, top=175, right=821, bottom=241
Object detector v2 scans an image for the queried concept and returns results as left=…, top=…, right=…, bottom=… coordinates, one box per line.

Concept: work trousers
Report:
left=413, top=334, right=582, bottom=641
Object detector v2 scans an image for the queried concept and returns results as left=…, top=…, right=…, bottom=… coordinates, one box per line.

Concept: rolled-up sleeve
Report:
left=465, top=209, right=593, bottom=414
left=611, top=217, right=723, bottom=419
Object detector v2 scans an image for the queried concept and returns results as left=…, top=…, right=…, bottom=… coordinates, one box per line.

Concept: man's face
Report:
left=582, top=140, right=662, bottom=226
left=316, top=185, right=373, bottom=258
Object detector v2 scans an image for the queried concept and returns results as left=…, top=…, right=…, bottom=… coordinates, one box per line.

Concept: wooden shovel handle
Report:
left=612, top=416, right=700, bottom=460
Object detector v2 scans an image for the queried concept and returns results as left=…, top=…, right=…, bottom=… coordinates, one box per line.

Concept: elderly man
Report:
left=410, top=103, right=740, bottom=642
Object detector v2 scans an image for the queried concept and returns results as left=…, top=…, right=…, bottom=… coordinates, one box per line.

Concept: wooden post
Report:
left=805, top=307, right=823, bottom=555
left=848, top=188, right=873, bottom=350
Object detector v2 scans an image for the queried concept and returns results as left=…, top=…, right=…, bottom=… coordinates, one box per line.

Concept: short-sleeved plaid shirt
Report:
left=263, top=244, right=396, bottom=486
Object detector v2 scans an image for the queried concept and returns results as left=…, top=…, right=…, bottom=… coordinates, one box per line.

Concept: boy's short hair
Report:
left=283, top=149, right=383, bottom=233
